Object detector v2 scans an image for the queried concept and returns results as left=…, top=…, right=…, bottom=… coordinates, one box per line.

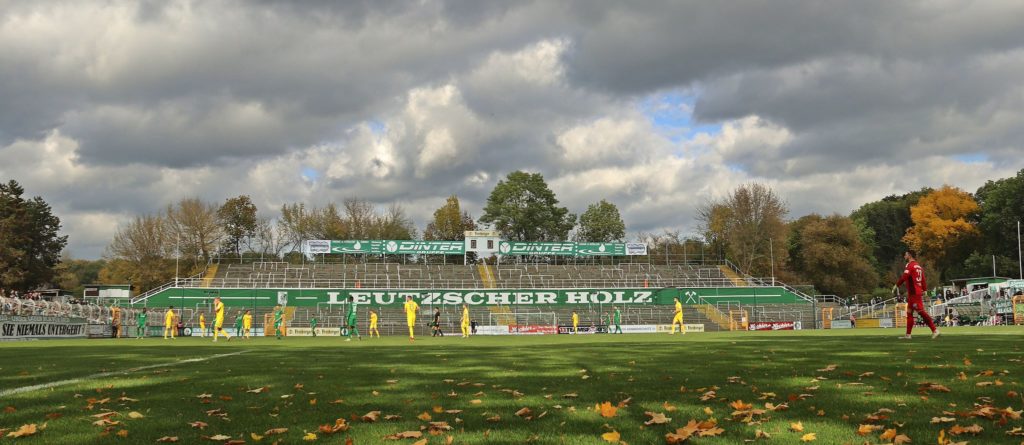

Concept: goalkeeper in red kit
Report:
left=894, top=250, right=940, bottom=340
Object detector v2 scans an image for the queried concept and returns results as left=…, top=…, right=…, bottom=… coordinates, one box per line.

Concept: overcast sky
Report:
left=2, top=1, right=1023, bottom=259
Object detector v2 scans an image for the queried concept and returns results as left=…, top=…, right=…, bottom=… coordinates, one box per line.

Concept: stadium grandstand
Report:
left=8, top=238, right=1024, bottom=340
left=91, top=236, right=842, bottom=338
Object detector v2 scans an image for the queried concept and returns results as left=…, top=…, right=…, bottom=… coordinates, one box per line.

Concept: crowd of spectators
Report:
left=1, top=289, right=113, bottom=322
left=0, top=288, right=44, bottom=300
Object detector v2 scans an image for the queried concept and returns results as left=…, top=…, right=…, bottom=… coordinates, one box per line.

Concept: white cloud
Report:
left=3, top=1, right=1024, bottom=259
left=557, top=114, right=667, bottom=168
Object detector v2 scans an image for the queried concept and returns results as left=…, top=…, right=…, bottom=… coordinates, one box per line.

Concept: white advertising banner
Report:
left=1, top=315, right=87, bottom=339
left=476, top=326, right=510, bottom=336
left=830, top=319, right=854, bottom=329
left=655, top=324, right=705, bottom=333
left=617, top=325, right=657, bottom=334
left=625, top=242, right=648, bottom=256
left=286, top=327, right=341, bottom=336
left=306, top=240, right=331, bottom=254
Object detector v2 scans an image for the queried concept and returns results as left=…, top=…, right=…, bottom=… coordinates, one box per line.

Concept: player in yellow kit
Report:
left=571, top=310, right=579, bottom=334
left=163, top=306, right=176, bottom=339
left=242, top=310, right=252, bottom=339
left=368, top=310, right=380, bottom=338
left=404, top=295, right=419, bottom=341
left=212, top=297, right=232, bottom=342
left=198, top=313, right=206, bottom=337
left=460, top=303, right=470, bottom=338
left=670, top=297, right=685, bottom=334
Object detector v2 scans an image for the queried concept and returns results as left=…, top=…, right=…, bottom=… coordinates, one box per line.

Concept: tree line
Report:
left=698, top=170, right=1024, bottom=300
left=94, top=171, right=628, bottom=292
left=3, top=168, right=1022, bottom=298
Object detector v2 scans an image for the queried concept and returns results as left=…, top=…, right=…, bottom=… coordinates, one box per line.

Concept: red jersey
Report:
left=897, top=260, right=927, bottom=297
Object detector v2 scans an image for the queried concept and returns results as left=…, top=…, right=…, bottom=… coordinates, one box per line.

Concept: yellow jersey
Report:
left=404, top=301, right=419, bottom=318
left=243, top=314, right=251, bottom=328
left=461, top=307, right=469, bottom=324
left=572, top=314, right=579, bottom=325
left=369, top=313, right=378, bottom=325
left=164, top=309, right=175, bottom=326
left=215, top=301, right=225, bottom=322
left=111, top=307, right=121, bottom=323
left=675, top=301, right=682, bottom=314
left=199, top=314, right=206, bottom=326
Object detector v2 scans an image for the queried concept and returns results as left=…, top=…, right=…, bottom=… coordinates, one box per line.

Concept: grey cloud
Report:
left=564, top=1, right=1024, bottom=94
left=4, top=0, right=1024, bottom=258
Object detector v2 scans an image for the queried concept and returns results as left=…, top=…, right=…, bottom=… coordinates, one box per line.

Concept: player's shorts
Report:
left=407, top=316, right=416, bottom=327
left=672, top=314, right=683, bottom=323
left=369, top=323, right=377, bottom=329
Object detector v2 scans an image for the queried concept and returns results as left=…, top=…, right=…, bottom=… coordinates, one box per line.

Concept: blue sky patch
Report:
left=301, top=166, right=321, bottom=182
left=367, top=120, right=386, bottom=136
left=639, top=90, right=722, bottom=143
left=952, top=153, right=989, bottom=164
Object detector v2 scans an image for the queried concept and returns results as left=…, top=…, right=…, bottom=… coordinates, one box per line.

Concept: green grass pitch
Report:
left=1, top=327, right=1023, bottom=444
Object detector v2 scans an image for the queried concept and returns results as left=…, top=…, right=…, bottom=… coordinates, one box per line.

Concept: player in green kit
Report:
left=345, top=296, right=361, bottom=341
left=603, top=312, right=612, bottom=334
left=273, top=305, right=284, bottom=339
left=136, top=308, right=148, bottom=339
left=613, top=307, right=623, bottom=334
left=310, top=316, right=318, bottom=337
left=234, top=311, right=244, bottom=337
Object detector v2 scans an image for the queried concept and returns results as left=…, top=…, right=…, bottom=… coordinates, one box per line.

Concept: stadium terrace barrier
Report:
left=141, top=262, right=791, bottom=297
left=134, top=286, right=809, bottom=308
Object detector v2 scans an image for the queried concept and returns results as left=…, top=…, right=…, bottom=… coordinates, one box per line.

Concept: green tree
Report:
left=0, top=180, right=68, bottom=291
left=423, top=195, right=476, bottom=241
left=576, top=199, right=626, bottom=242
left=479, top=171, right=576, bottom=241
left=217, top=195, right=258, bottom=256
left=850, top=188, right=930, bottom=277
left=788, top=214, right=879, bottom=297
left=698, top=183, right=788, bottom=277
left=54, top=256, right=107, bottom=297
left=975, top=169, right=1024, bottom=261
left=947, top=252, right=1018, bottom=279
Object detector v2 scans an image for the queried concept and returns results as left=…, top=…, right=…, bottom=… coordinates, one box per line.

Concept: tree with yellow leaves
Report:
left=902, top=186, right=979, bottom=280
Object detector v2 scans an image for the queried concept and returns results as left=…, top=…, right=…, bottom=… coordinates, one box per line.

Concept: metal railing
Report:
left=130, top=270, right=206, bottom=305
left=0, top=296, right=144, bottom=325
left=169, top=276, right=764, bottom=290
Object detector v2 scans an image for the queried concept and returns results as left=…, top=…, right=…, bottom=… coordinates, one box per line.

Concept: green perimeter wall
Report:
left=138, top=287, right=807, bottom=308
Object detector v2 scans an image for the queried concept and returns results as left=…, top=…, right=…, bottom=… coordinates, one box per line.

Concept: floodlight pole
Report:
left=769, top=238, right=775, bottom=286
left=1018, top=220, right=1022, bottom=279
left=175, top=233, right=180, bottom=286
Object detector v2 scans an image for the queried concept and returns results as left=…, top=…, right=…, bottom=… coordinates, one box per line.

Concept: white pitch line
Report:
left=0, top=350, right=250, bottom=398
